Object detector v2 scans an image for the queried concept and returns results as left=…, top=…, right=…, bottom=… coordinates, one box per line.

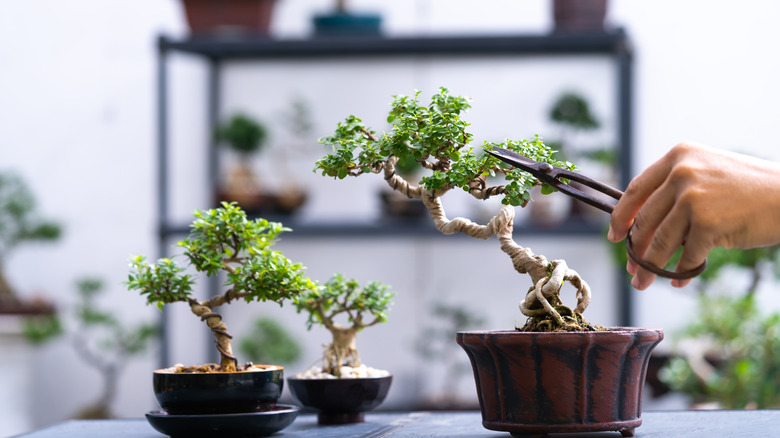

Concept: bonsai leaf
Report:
left=126, top=256, right=195, bottom=308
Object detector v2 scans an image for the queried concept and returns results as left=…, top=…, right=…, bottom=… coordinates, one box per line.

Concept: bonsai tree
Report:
left=0, top=171, right=62, bottom=312
left=315, top=88, right=597, bottom=332
left=214, top=113, right=270, bottom=211
left=126, top=202, right=317, bottom=372
left=29, top=277, right=157, bottom=418
left=215, top=113, right=268, bottom=158
left=294, top=274, right=393, bottom=376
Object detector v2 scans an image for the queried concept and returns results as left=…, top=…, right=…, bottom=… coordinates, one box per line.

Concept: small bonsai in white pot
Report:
left=288, top=274, right=394, bottom=424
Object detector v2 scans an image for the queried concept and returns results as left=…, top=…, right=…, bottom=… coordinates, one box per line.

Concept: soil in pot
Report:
left=457, top=328, right=663, bottom=437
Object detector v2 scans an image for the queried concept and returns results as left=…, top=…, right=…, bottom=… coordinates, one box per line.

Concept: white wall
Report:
left=2, top=0, right=780, bottom=432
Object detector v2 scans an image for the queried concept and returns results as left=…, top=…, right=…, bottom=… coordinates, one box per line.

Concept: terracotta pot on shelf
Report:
left=552, top=0, right=608, bottom=33
left=181, top=0, right=276, bottom=36
left=457, top=328, right=663, bottom=437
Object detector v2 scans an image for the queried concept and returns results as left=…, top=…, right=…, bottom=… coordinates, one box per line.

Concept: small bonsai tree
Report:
left=294, top=274, right=393, bottom=376
left=30, top=278, right=158, bottom=418
left=315, top=88, right=598, bottom=332
left=126, top=202, right=317, bottom=372
left=215, top=113, right=268, bottom=158
left=0, top=171, right=62, bottom=311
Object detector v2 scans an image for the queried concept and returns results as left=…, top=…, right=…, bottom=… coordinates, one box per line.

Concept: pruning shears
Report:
left=486, top=145, right=707, bottom=280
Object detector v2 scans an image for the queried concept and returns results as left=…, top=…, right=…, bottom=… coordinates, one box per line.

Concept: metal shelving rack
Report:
left=155, top=29, right=634, bottom=366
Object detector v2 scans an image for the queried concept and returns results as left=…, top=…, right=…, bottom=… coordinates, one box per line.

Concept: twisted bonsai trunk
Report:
left=188, top=298, right=237, bottom=371
left=383, top=158, right=595, bottom=332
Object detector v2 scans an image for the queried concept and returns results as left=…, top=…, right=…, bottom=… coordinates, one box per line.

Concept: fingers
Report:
left=630, top=207, right=689, bottom=290
left=609, top=155, right=675, bottom=243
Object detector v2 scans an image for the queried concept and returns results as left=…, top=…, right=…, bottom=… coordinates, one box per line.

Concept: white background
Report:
left=1, top=0, right=779, bottom=432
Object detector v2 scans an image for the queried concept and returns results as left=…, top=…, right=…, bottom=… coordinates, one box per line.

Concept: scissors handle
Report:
left=625, top=226, right=707, bottom=280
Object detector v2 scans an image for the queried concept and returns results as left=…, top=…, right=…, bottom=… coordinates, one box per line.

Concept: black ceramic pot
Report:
left=287, top=375, right=392, bottom=424
left=153, top=364, right=284, bottom=415
left=457, top=328, right=663, bottom=437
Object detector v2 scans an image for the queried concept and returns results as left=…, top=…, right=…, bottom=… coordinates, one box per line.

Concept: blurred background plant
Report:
left=238, top=316, right=302, bottom=367
left=0, top=171, right=62, bottom=313
left=414, top=302, right=485, bottom=410
left=658, top=245, right=780, bottom=409
left=27, top=277, right=158, bottom=418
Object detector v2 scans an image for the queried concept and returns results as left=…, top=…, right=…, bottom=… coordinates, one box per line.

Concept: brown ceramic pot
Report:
left=457, top=328, right=663, bottom=437
left=181, top=0, right=276, bottom=36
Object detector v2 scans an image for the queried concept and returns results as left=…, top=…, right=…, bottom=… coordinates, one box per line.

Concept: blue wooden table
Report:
left=12, top=410, right=780, bottom=437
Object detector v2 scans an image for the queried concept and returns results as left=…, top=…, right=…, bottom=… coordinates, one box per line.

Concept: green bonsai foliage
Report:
left=127, top=202, right=317, bottom=372
left=294, top=274, right=393, bottom=376
left=0, top=172, right=62, bottom=308
left=315, top=87, right=596, bottom=332
left=215, top=113, right=268, bottom=157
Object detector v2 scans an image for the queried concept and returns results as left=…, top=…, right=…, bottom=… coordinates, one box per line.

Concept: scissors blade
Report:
left=486, top=146, right=554, bottom=182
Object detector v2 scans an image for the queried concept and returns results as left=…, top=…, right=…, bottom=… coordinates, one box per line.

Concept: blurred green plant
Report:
left=215, top=113, right=269, bottom=157
left=656, top=244, right=780, bottom=408
left=28, top=277, right=158, bottom=418
left=0, top=171, right=62, bottom=308
left=415, top=302, right=485, bottom=408
left=239, top=316, right=302, bottom=366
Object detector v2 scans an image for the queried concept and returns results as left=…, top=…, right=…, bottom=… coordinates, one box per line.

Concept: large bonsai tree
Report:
left=126, top=202, right=317, bottom=371
left=315, top=88, right=599, bottom=332
left=0, top=172, right=61, bottom=310
left=294, top=274, right=393, bottom=376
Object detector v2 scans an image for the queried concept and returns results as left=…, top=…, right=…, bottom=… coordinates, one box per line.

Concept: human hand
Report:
left=608, top=142, right=780, bottom=290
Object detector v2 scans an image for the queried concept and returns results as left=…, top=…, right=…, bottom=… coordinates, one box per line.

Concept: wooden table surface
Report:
left=12, top=410, right=779, bottom=438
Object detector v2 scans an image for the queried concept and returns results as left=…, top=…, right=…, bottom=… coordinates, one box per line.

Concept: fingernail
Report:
left=631, top=276, right=642, bottom=290
left=607, top=226, right=617, bottom=242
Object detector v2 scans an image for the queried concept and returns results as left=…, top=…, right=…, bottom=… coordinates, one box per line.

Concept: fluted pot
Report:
left=457, top=328, right=663, bottom=437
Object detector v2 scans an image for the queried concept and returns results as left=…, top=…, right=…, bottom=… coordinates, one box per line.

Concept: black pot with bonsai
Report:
left=289, top=274, right=394, bottom=425
left=315, top=88, right=663, bottom=437
left=127, top=202, right=318, bottom=437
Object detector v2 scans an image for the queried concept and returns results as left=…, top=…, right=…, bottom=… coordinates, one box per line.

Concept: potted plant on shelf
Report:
left=0, top=171, right=62, bottom=316
left=312, top=0, right=382, bottom=37
left=0, top=171, right=62, bottom=437
left=215, top=113, right=272, bottom=214
left=315, top=88, right=662, bottom=437
left=126, top=202, right=315, bottom=437
left=289, top=274, right=394, bottom=424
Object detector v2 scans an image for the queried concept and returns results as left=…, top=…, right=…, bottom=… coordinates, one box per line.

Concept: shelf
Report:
left=155, top=29, right=636, bottom=359
left=159, top=217, right=607, bottom=239
left=158, top=30, right=631, bottom=60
